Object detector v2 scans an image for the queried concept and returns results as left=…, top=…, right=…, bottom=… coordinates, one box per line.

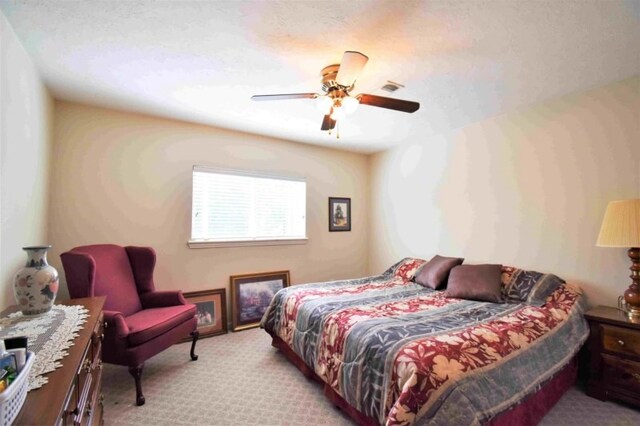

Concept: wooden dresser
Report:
left=584, top=305, right=640, bottom=406
left=4, top=297, right=106, bottom=425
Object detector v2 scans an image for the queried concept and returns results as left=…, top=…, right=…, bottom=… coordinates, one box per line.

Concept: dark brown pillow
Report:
left=414, top=255, right=464, bottom=289
left=446, top=264, right=503, bottom=303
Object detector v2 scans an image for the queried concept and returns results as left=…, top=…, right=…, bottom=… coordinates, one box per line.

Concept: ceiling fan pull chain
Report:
left=337, top=122, right=340, bottom=139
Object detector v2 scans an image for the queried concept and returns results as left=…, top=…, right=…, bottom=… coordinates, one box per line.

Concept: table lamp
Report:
left=596, top=199, right=640, bottom=320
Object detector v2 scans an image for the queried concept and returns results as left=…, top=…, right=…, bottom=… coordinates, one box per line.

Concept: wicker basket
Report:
left=0, top=352, right=35, bottom=426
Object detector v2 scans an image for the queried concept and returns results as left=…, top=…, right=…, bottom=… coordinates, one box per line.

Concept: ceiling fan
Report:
left=251, top=51, right=420, bottom=137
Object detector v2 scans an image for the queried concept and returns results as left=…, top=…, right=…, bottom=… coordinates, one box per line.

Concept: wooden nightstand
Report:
left=584, top=305, right=640, bottom=406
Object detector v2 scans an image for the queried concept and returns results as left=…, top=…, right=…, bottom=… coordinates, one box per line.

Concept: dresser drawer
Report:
left=90, top=313, right=104, bottom=366
left=602, top=324, right=640, bottom=358
left=58, top=309, right=105, bottom=426
left=602, top=354, right=640, bottom=395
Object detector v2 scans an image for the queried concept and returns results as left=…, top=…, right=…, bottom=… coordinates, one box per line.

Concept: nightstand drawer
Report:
left=585, top=306, right=640, bottom=407
left=602, top=324, right=640, bottom=358
left=602, top=354, right=640, bottom=395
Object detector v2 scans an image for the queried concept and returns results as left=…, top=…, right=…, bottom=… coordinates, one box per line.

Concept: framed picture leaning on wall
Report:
left=230, top=270, right=290, bottom=331
left=329, top=197, right=351, bottom=232
left=180, top=288, right=227, bottom=341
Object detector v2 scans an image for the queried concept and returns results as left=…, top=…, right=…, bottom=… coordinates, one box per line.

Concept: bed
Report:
left=261, top=258, right=589, bottom=425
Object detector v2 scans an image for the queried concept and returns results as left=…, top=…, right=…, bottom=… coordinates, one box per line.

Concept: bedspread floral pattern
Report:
left=262, top=260, right=587, bottom=425
left=392, top=258, right=427, bottom=281
left=280, top=276, right=415, bottom=345
left=316, top=292, right=459, bottom=390
left=386, top=287, right=579, bottom=425
left=500, top=265, right=566, bottom=306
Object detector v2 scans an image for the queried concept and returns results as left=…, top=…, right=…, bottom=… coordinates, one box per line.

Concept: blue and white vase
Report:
left=13, top=246, right=59, bottom=316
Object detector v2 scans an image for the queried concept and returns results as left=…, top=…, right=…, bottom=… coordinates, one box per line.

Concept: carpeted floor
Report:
left=102, top=328, right=640, bottom=425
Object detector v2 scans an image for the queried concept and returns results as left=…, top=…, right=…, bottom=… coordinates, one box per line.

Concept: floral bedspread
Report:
left=261, top=260, right=588, bottom=425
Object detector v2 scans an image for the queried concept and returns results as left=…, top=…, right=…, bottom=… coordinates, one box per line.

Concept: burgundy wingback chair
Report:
left=60, top=244, right=199, bottom=406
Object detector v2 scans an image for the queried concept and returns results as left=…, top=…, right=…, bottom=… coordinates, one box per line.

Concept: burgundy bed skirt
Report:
left=270, top=334, right=577, bottom=425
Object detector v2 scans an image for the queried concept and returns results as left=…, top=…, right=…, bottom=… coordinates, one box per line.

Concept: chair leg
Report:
left=190, top=330, right=199, bottom=361
left=128, top=364, right=146, bottom=406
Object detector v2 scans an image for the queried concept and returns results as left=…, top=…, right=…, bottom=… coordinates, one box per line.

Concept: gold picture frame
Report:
left=230, top=270, right=290, bottom=331
left=180, top=288, right=227, bottom=341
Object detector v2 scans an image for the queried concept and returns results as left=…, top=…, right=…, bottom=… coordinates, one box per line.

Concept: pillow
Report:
left=501, top=266, right=565, bottom=307
left=386, top=257, right=427, bottom=281
left=414, top=255, right=464, bottom=289
left=446, top=264, right=503, bottom=303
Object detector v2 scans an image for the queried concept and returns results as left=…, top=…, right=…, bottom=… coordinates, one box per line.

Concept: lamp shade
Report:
left=596, top=199, right=640, bottom=247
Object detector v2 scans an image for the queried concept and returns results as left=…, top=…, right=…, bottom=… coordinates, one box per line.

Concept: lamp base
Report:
left=627, top=310, right=640, bottom=323
left=618, top=302, right=640, bottom=323
left=617, top=248, right=640, bottom=323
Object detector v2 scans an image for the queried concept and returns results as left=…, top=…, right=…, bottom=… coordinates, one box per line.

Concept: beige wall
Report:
left=0, top=13, right=54, bottom=310
left=49, top=102, right=369, bottom=309
left=368, top=76, right=640, bottom=308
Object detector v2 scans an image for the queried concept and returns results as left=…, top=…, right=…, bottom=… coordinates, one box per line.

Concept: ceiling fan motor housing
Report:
left=320, top=64, right=351, bottom=97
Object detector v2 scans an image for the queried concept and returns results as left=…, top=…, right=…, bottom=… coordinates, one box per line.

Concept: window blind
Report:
left=191, top=167, right=306, bottom=242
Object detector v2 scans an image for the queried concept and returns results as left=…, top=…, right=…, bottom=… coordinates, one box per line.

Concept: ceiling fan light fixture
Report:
left=342, top=96, right=359, bottom=114
left=330, top=105, right=346, bottom=121
left=315, top=96, right=333, bottom=114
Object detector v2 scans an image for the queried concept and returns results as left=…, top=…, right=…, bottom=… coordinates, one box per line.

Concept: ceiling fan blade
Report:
left=335, top=51, right=369, bottom=87
left=251, top=93, right=318, bottom=101
left=320, top=114, right=336, bottom=131
left=357, top=94, right=420, bottom=113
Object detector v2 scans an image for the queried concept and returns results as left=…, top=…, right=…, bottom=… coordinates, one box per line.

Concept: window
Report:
left=189, top=166, right=307, bottom=247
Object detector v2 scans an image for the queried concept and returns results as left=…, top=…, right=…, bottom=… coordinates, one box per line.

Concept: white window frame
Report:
left=188, top=166, right=308, bottom=248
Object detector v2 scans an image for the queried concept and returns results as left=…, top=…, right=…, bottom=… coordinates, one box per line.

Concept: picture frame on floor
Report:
left=180, top=288, right=227, bottom=341
left=230, top=270, right=290, bottom=331
left=329, top=197, right=351, bottom=232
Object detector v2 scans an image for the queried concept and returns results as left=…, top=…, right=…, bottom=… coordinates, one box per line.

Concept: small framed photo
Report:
left=230, top=270, right=290, bottom=331
left=181, top=288, right=227, bottom=341
left=329, top=197, right=351, bottom=232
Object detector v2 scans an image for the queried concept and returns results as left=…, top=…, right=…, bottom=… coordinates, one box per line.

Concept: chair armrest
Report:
left=104, top=310, right=130, bottom=338
left=140, top=291, right=187, bottom=309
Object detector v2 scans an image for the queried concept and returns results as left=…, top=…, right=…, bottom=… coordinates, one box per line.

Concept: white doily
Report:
left=0, top=305, right=89, bottom=390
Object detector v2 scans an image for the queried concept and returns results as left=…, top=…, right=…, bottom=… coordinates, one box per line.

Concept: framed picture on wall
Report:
left=230, top=270, right=290, bottom=331
left=329, top=197, right=351, bottom=232
left=180, top=288, right=227, bottom=341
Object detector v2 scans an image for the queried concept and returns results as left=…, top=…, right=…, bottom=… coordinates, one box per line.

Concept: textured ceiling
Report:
left=1, top=0, right=639, bottom=153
